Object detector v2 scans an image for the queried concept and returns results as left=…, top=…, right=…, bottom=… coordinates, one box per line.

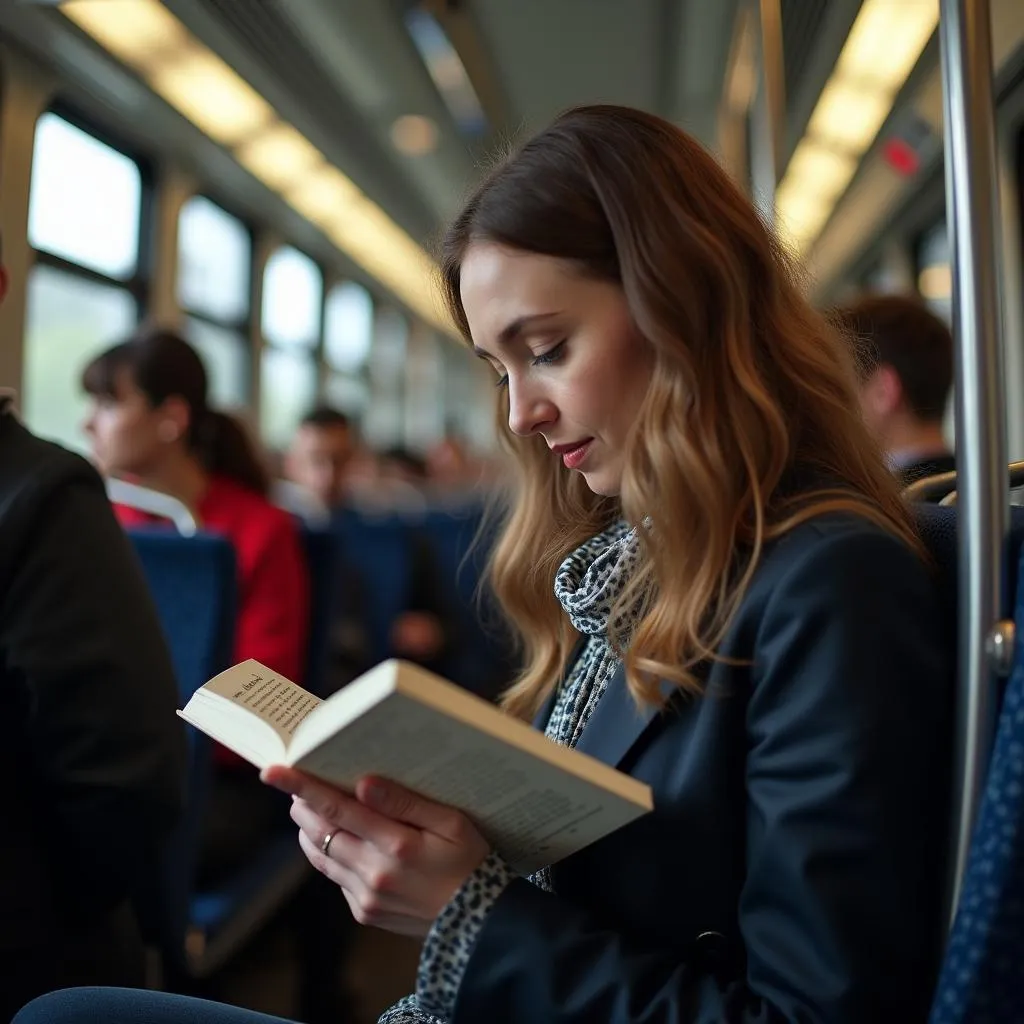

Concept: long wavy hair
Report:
left=440, top=105, right=919, bottom=719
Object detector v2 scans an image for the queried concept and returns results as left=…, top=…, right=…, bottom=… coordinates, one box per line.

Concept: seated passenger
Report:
left=17, top=106, right=953, bottom=1024
left=80, top=333, right=359, bottom=1023
left=82, top=327, right=310, bottom=686
left=283, top=406, right=356, bottom=512
left=0, top=254, right=183, bottom=1020
left=833, top=293, right=955, bottom=487
left=285, top=409, right=451, bottom=679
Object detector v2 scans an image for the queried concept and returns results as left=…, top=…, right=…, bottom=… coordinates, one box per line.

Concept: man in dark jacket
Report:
left=0, top=254, right=183, bottom=1020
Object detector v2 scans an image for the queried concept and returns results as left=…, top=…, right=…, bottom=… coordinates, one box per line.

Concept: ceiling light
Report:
left=236, top=124, right=323, bottom=190
left=150, top=49, right=273, bottom=146
left=390, top=115, right=439, bottom=156
left=285, top=166, right=363, bottom=225
left=61, top=0, right=187, bottom=65
left=839, top=0, right=940, bottom=91
left=775, top=0, right=939, bottom=256
left=60, top=0, right=454, bottom=336
left=776, top=190, right=832, bottom=249
left=785, top=140, right=858, bottom=201
left=807, top=80, right=892, bottom=153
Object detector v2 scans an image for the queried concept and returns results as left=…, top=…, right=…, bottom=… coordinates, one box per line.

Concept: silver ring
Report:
left=321, top=830, right=337, bottom=856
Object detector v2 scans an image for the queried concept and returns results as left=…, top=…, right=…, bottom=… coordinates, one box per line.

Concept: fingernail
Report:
left=364, top=782, right=386, bottom=806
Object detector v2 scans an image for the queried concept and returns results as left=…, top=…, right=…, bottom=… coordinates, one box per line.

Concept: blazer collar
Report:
left=533, top=638, right=679, bottom=769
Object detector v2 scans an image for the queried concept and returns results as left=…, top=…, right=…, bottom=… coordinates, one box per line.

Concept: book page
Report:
left=199, top=660, right=323, bottom=748
left=293, top=692, right=650, bottom=874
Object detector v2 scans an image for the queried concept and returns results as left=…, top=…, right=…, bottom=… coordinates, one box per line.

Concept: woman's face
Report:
left=460, top=242, right=653, bottom=497
left=82, top=370, right=170, bottom=478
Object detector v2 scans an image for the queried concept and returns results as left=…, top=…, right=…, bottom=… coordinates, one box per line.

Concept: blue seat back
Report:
left=300, top=525, right=336, bottom=695
left=125, top=528, right=237, bottom=957
left=913, top=504, right=1024, bottom=644
left=931, top=545, right=1024, bottom=1021
left=922, top=506, right=1024, bottom=1021
left=127, top=528, right=238, bottom=702
left=420, top=504, right=516, bottom=701
left=331, top=507, right=414, bottom=667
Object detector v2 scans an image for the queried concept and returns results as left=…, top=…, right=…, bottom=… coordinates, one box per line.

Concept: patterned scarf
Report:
left=531, top=518, right=644, bottom=892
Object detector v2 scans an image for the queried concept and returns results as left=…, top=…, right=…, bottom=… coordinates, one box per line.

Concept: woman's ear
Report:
left=157, top=395, right=192, bottom=445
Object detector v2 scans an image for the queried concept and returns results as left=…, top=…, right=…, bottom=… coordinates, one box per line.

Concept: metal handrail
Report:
left=938, top=0, right=1010, bottom=922
left=902, top=461, right=1024, bottom=505
left=105, top=477, right=199, bottom=536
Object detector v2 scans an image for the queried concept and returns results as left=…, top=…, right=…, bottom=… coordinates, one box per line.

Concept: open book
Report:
left=178, top=659, right=653, bottom=875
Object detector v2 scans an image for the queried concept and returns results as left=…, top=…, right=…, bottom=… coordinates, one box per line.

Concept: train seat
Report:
left=912, top=506, right=1024, bottom=1021
left=125, top=529, right=307, bottom=981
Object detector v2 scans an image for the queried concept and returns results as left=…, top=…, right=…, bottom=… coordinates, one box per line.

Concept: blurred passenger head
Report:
left=832, top=294, right=953, bottom=448
left=82, top=326, right=268, bottom=493
left=426, top=436, right=473, bottom=486
left=284, top=406, right=355, bottom=509
left=378, top=447, right=428, bottom=486
left=440, top=103, right=916, bottom=715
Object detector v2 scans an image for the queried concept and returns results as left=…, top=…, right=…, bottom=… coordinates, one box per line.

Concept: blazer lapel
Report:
left=573, top=662, right=677, bottom=769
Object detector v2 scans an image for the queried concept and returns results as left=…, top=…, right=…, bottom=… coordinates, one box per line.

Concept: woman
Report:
left=17, top=106, right=950, bottom=1023
left=81, top=328, right=314, bottom=892
left=82, top=327, right=309, bottom=686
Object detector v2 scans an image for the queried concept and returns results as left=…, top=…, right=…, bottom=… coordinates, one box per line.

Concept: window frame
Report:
left=177, top=192, right=256, bottom=404
left=258, top=244, right=325, bottom=447
left=30, top=101, right=152, bottom=312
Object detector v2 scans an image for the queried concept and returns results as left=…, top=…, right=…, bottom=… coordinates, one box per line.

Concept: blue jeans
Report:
left=12, top=988, right=300, bottom=1024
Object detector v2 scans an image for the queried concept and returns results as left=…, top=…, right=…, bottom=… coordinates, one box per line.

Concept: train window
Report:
left=260, top=346, right=318, bottom=450
left=186, top=317, right=250, bottom=409
left=324, top=281, right=373, bottom=372
left=23, top=265, right=136, bottom=450
left=259, top=246, right=322, bottom=447
left=916, top=221, right=952, bottom=323
left=325, top=372, right=369, bottom=416
left=261, top=246, right=322, bottom=350
left=178, top=197, right=251, bottom=323
left=178, top=196, right=252, bottom=407
left=28, top=113, right=142, bottom=280
left=361, top=306, right=407, bottom=447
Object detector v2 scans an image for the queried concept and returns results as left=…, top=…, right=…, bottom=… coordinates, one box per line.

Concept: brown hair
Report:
left=440, top=104, right=919, bottom=719
left=83, top=326, right=269, bottom=495
left=832, top=293, right=953, bottom=423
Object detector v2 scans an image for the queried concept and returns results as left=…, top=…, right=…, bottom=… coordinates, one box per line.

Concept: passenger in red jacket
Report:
left=81, top=327, right=309, bottom=688
left=80, top=329, right=350, bottom=1024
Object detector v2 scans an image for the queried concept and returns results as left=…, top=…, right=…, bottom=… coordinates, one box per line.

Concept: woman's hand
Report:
left=261, top=766, right=491, bottom=937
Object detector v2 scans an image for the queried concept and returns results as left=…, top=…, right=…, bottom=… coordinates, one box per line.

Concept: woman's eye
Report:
left=494, top=373, right=509, bottom=390
left=532, top=339, right=567, bottom=366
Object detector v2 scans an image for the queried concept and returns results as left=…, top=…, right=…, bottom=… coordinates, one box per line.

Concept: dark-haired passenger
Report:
left=833, top=294, right=955, bottom=487
left=82, top=328, right=309, bottom=688
left=80, top=331, right=356, bottom=1024
left=81, top=328, right=309, bottom=876
left=284, top=406, right=356, bottom=512
left=285, top=410, right=451, bottom=679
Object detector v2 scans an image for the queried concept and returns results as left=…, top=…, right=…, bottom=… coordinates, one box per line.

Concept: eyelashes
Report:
left=494, top=339, right=567, bottom=390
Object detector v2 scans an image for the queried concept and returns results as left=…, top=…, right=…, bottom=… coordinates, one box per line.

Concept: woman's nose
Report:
left=507, top=380, right=557, bottom=437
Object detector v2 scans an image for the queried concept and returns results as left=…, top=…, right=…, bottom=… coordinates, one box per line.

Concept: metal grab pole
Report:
left=750, top=0, right=785, bottom=225
left=938, top=0, right=1010, bottom=919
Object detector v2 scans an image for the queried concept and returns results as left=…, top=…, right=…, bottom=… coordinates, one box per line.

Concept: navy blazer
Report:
left=453, top=513, right=952, bottom=1023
